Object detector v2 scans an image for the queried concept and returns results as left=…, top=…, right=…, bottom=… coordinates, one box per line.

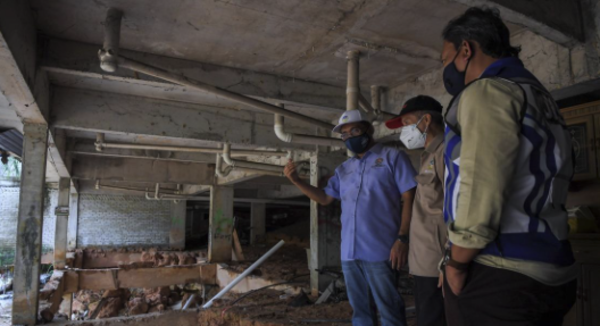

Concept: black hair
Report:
left=416, top=110, right=444, bottom=127
left=442, top=7, right=520, bottom=58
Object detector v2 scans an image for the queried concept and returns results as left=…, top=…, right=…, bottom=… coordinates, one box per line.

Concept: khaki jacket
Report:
left=408, top=134, right=447, bottom=277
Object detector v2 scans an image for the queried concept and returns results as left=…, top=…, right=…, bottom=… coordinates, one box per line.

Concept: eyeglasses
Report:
left=340, top=127, right=365, bottom=141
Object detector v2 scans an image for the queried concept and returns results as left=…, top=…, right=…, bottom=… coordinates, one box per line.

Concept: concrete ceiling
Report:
left=30, top=0, right=478, bottom=89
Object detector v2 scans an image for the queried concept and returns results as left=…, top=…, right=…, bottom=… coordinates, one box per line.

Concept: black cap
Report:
left=385, top=95, right=443, bottom=129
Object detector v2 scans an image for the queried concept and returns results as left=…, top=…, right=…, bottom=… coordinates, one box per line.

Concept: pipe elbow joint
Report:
left=274, top=125, right=293, bottom=143
left=98, top=50, right=119, bottom=73
left=222, top=143, right=235, bottom=166
left=274, top=114, right=293, bottom=143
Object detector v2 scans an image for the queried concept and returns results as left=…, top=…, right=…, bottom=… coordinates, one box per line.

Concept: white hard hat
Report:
left=332, top=110, right=369, bottom=134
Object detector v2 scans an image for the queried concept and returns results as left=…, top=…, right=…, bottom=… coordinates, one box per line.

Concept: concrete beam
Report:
left=71, top=142, right=217, bottom=164
left=170, top=201, right=186, bottom=250
left=41, top=37, right=346, bottom=112
left=217, top=169, right=272, bottom=186
left=0, top=0, right=47, bottom=126
left=208, top=186, right=234, bottom=262
left=449, top=0, right=579, bottom=47
left=47, top=129, right=71, bottom=179
left=54, top=178, right=70, bottom=269
left=50, top=87, right=313, bottom=150
left=71, top=155, right=215, bottom=185
left=12, top=123, right=49, bottom=326
left=257, top=185, right=306, bottom=199
left=250, top=203, right=266, bottom=244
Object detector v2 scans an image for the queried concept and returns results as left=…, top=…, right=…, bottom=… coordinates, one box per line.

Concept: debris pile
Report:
left=70, top=285, right=192, bottom=320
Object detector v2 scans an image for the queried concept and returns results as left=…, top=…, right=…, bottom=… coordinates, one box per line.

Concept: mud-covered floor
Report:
left=200, top=290, right=416, bottom=326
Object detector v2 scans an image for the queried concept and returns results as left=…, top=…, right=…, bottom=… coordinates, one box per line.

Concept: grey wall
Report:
left=1, top=187, right=176, bottom=264
left=76, top=193, right=172, bottom=248
left=0, top=185, right=57, bottom=265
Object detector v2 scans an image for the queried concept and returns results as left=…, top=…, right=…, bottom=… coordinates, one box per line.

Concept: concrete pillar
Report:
left=12, top=123, right=48, bottom=326
left=67, top=184, right=79, bottom=250
left=54, top=178, right=70, bottom=269
left=170, top=200, right=186, bottom=250
left=250, top=202, right=266, bottom=244
left=208, top=185, right=234, bottom=262
left=309, top=150, right=346, bottom=296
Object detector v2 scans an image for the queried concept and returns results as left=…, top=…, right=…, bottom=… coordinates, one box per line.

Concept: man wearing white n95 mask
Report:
left=386, top=95, right=447, bottom=326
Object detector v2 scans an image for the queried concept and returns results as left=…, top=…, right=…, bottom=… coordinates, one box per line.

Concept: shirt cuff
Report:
left=447, top=222, right=496, bottom=249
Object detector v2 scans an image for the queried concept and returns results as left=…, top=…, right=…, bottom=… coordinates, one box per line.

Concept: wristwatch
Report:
left=442, top=249, right=470, bottom=271
left=397, top=234, right=409, bottom=244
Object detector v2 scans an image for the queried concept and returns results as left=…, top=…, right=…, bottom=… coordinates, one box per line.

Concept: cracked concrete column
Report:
left=208, top=185, right=234, bottom=262
left=67, top=184, right=79, bottom=250
left=170, top=200, right=186, bottom=250
left=54, top=177, right=70, bottom=270
left=309, top=150, right=347, bottom=295
left=250, top=202, right=266, bottom=244
left=12, top=123, right=49, bottom=326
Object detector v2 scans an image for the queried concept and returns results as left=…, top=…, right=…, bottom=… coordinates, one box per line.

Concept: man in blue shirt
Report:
left=284, top=109, right=417, bottom=326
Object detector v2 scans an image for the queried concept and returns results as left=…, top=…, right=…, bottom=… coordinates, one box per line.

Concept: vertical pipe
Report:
left=346, top=50, right=360, bottom=157
left=99, top=8, right=123, bottom=72
left=346, top=50, right=360, bottom=112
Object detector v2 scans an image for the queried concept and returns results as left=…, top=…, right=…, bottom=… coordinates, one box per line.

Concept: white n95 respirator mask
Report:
left=400, top=116, right=427, bottom=150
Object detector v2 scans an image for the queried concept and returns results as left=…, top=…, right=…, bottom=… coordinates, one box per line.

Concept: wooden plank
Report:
left=64, top=264, right=217, bottom=292
left=77, top=270, right=119, bottom=291
left=64, top=271, right=79, bottom=293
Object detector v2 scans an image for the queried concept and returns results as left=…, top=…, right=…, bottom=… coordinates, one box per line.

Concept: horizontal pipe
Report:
left=95, top=183, right=309, bottom=205
left=95, top=140, right=288, bottom=157
left=222, top=143, right=285, bottom=174
left=116, top=56, right=335, bottom=130
left=274, top=111, right=344, bottom=148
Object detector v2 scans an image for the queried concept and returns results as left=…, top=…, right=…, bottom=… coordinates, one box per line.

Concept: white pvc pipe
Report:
left=274, top=111, right=343, bottom=148
left=202, top=240, right=286, bottom=309
left=215, top=154, right=233, bottom=178
left=222, top=143, right=285, bottom=174
left=94, top=137, right=288, bottom=157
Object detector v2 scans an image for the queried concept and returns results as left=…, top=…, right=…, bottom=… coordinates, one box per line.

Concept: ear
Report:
left=461, top=40, right=473, bottom=61
left=422, top=113, right=432, bottom=125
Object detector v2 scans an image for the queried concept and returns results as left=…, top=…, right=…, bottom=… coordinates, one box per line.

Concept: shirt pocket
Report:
left=339, top=169, right=355, bottom=198
left=414, top=172, right=443, bottom=224
left=365, top=166, right=392, bottom=189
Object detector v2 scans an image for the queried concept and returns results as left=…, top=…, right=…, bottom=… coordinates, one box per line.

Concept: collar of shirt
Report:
left=425, top=134, right=444, bottom=154
left=351, top=142, right=383, bottom=160
left=480, top=57, right=542, bottom=87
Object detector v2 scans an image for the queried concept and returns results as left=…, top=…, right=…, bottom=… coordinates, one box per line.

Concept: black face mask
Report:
left=344, top=133, right=371, bottom=154
left=443, top=49, right=471, bottom=96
